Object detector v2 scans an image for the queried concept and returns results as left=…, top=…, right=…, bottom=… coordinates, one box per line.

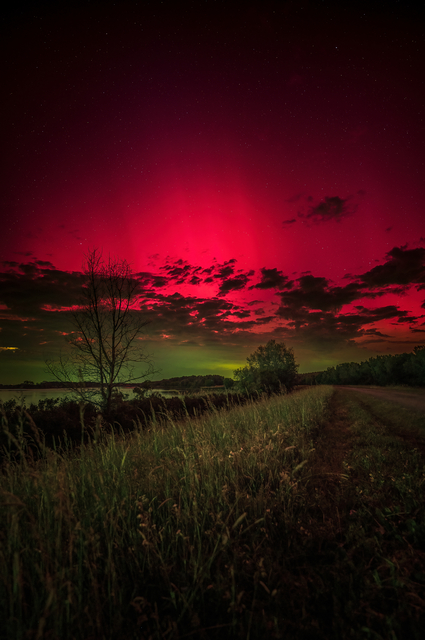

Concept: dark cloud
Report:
left=0, top=261, right=84, bottom=314
left=275, top=302, right=411, bottom=353
left=250, top=267, right=291, bottom=290
left=159, top=260, right=193, bottom=283
left=302, top=196, right=354, bottom=223
left=218, top=274, right=252, bottom=295
left=360, top=246, right=425, bottom=288
left=255, top=315, right=275, bottom=325
left=201, top=266, right=215, bottom=276
left=273, top=261, right=419, bottom=353
left=156, top=257, right=253, bottom=296
left=288, top=192, right=364, bottom=227
left=232, top=310, right=251, bottom=319
left=353, top=305, right=410, bottom=322
left=132, top=290, right=255, bottom=345
left=362, top=329, right=391, bottom=338
left=196, top=299, right=234, bottom=314
left=215, top=265, right=235, bottom=279
left=276, top=308, right=364, bottom=350
left=1, top=247, right=424, bottom=379
left=246, top=300, right=264, bottom=306
left=279, top=275, right=362, bottom=312
left=135, top=272, right=168, bottom=288
left=0, top=259, right=253, bottom=354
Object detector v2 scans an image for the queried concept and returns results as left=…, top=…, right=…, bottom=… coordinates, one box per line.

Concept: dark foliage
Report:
left=234, top=339, right=298, bottom=394
left=141, top=374, right=229, bottom=390
left=316, top=345, right=425, bottom=387
left=0, top=391, right=248, bottom=464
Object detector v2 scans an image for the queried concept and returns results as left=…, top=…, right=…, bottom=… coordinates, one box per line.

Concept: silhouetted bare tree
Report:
left=47, top=249, right=156, bottom=412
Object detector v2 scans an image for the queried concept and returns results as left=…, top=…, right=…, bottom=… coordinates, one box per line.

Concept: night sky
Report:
left=1, top=0, right=425, bottom=384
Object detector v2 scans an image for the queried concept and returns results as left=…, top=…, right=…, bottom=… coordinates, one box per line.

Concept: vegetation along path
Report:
left=1, top=386, right=425, bottom=639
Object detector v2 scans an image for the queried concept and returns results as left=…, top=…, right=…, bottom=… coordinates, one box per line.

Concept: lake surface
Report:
left=0, top=387, right=182, bottom=405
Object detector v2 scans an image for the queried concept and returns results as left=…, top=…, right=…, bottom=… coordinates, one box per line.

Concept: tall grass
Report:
left=0, top=386, right=332, bottom=639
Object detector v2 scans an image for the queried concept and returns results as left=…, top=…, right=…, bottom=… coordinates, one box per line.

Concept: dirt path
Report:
left=304, top=390, right=358, bottom=539
left=339, top=386, right=425, bottom=412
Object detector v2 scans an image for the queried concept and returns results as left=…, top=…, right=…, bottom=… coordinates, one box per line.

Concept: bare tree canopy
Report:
left=46, top=249, right=156, bottom=411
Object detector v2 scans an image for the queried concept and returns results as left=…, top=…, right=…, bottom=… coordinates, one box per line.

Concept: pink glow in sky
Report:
left=1, top=1, right=424, bottom=383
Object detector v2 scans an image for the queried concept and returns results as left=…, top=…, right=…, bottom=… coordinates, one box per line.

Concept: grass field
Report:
left=1, top=386, right=425, bottom=639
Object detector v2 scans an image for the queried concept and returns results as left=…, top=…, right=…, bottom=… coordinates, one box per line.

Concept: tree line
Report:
left=315, top=346, right=425, bottom=387
left=136, top=374, right=234, bottom=391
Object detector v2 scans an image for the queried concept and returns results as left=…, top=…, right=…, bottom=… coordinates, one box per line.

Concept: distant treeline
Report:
left=314, top=346, right=425, bottom=387
left=0, top=374, right=235, bottom=391
left=0, top=380, right=69, bottom=390
left=136, top=374, right=234, bottom=390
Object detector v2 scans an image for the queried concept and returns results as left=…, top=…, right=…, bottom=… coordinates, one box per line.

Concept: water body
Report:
left=0, top=387, right=182, bottom=405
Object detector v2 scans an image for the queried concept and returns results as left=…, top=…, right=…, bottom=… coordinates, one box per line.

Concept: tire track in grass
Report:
left=331, top=388, right=425, bottom=637
left=305, top=388, right=357, bottom=539
left=310, top=388, right=355, bottom=484
left=340, top=386, right=425, bottom=413
left=269, top=390, right=361, bottom=638
left=342, top=387, right=425, bottom=458
left=289, top=387, right=425, bottom=638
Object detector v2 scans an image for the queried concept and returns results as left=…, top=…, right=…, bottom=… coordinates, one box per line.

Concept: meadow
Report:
left=1, top=386, right=424, bottom=639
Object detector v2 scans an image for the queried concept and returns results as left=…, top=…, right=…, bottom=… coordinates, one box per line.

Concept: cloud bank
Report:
left=1, top=244, right=424, bottom=382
